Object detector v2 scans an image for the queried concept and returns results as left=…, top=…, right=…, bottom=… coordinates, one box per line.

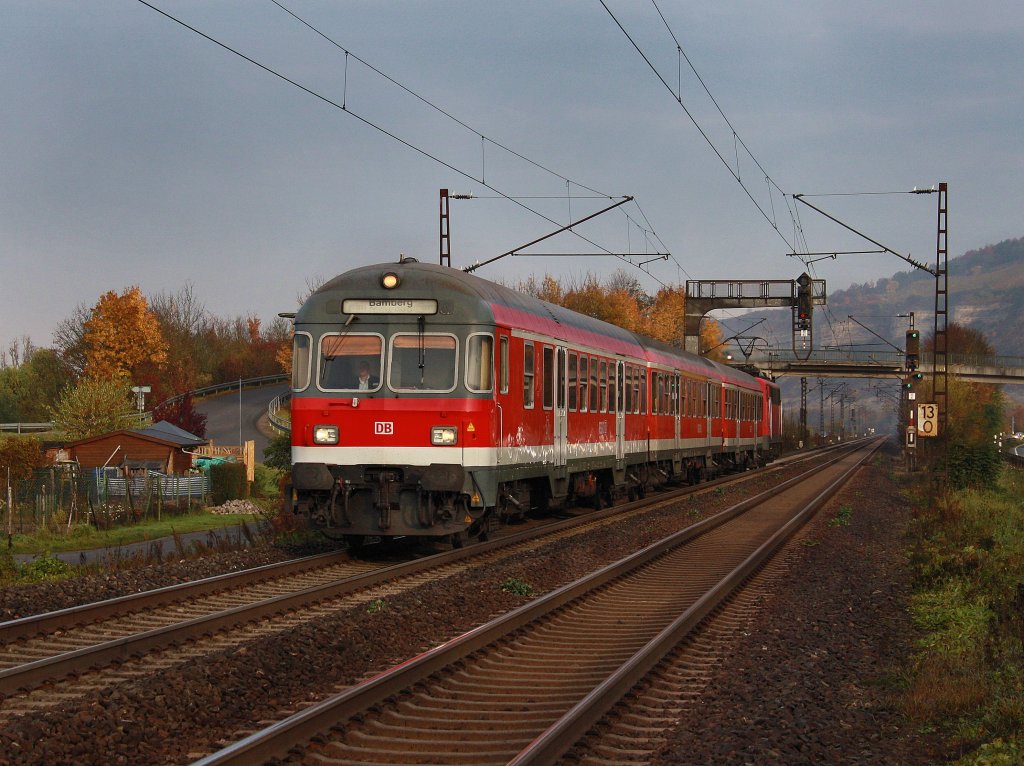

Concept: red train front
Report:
left=286, top=258, right=781, bottom=544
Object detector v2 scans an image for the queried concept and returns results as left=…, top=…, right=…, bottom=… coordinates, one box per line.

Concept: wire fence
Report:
left=3, top=467, right=211, bottom=536
left=1003, top=451, right=1024, bottom=470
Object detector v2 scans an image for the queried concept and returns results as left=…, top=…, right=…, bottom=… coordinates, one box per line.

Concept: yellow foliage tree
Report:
left=516, top=272, right=727, bottom=355
left=640, top=287, right=686, bottom=345
left=83, top=286, right=169, bottom=381
left=700, top=319, right=727, bottom=361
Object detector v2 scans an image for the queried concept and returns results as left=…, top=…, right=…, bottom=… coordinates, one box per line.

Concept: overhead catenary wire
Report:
left=601, top=0, right=803, bottom=255
left=137, top=0, right=679, bottom=286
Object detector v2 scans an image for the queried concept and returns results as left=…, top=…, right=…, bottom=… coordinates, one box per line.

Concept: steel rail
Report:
left=190, top=440, right=878, bottom=766
left=510, top=439, right=882, bottom=764
left=0, top=442, right=857, bottom=698
left=3, top=439, right=845, bottom=646
left=0, top=549, right=351, bottom=643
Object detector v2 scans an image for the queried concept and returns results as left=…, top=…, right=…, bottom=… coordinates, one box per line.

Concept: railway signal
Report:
left=905, top=329, right=920, bottom=370
left=796, top=273, right=813, bottom=330
left=902, top=372, right=924, bottom=400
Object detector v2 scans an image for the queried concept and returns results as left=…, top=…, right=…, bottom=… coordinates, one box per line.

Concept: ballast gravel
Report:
left=0, top=450, right=945, bottom=764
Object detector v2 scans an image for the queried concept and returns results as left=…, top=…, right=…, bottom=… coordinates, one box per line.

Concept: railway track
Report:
left=192, top=439, right=881, bottom=765
left=0, top=445, right=849, bottom=725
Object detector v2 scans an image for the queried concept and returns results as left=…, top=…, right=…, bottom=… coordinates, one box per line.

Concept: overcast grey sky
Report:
left=2, top=1, right=1022, bottom=353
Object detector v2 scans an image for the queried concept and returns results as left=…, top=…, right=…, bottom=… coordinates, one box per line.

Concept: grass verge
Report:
left=904, top=467, right=1024, bottom=764
left=4, top=511, right=261, bottom=555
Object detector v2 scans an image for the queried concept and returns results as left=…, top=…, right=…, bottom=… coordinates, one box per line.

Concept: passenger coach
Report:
left=287, top=258, right=781, bottom=544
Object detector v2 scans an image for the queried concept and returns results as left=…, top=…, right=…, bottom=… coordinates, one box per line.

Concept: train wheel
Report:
left=450, top=531, right=467, bottom=549
left=344, top=534, right=365, bottom=552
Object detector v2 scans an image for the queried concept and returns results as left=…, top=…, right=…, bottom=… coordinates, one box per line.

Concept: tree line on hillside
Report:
left=0, top=274, right=1017, bottom=491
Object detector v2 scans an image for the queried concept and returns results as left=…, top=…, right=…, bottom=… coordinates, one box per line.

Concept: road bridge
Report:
left=737, top=350, right=1024, bottom=385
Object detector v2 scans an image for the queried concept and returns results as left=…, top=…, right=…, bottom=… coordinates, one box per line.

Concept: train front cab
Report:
left=288, top=311, right=502, bottom=542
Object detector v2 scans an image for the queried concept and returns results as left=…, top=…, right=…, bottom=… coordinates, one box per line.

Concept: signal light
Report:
left=795, top=273, right=813, bottom=329
left=902, top=372, right=924, bottom=390
left=905, top=329, right=920, bottom=371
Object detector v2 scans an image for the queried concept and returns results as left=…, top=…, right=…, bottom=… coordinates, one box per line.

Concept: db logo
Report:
left=374, top=422, right=394, bottom=435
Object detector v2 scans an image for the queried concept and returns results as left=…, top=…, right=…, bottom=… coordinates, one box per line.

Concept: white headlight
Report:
left=313, top=425, right=339, bottom=444
left=431, top=426, right=458, bottom=446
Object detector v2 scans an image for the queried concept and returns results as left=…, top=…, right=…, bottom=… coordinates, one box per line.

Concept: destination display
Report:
left=343, top=298, right=438, bottom=315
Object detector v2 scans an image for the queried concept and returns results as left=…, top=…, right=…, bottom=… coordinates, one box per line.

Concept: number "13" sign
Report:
left=917, top=403, right=939, bottom=437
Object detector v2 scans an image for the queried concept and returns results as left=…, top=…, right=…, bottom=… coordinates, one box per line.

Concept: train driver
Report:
left=356, top=361, right=378, bottom=390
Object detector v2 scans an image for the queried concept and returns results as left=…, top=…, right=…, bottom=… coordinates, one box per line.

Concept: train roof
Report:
left=301, top=259, right=763, bottom=389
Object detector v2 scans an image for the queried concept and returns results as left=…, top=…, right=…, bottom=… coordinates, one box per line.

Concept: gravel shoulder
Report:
left=651, top=455, right=946, bottom=765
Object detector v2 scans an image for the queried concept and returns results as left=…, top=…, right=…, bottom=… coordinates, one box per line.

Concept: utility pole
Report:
left=439, top=189, right=451, bottom=267
left=818, top=377, right=826, bottom=444
left=799, top=377, right=808, bottom=448
left=932, top=182, right=949, bottom=482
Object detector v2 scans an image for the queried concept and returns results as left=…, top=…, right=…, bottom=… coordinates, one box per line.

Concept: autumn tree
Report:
left=921, top=323, right=1003, bottom=488
left=517, top=274, right=565, bottom=305
left=0, top=435, right=45, bottom=484
left=699, top=319, right=728, bottom=362
left=561, top=274, right=641, bottom=332
left=639, top=287, right=687, bottom=345
left=82, top=286, right=168, bottom=383
left=149, top=282, right=212, bottom=396
left=53, top=300, right=92, bottom=378
left=152, top=393, right=208, bottom=439
left=49, top=377, right=137, bottom=441
left=276, top=335, right=293, bottom=378
left=514, top=272, right=720, bottom=353
left=605, top=269, right=651, bottom=312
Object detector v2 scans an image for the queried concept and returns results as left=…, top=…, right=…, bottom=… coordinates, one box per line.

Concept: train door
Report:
left=554, top=346, right=568, bottom=467
left=704, top=379, right=713, bottom=451
left=673, top=372, right=681, bottom=451
left=495, top=332, right=510, bottom=465
left=615, top=360, right=625, bottom=461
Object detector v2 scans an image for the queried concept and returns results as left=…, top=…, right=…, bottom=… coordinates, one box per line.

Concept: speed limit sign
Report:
left=917, top=403, right=939, bottom=437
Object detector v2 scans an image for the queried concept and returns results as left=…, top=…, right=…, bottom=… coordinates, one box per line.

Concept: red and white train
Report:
left=287, top=258, right=782, bottom=543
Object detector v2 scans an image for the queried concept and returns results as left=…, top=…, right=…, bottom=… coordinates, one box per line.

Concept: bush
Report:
left=263, top=431, right=291, bottom=471
left=252, top=463, right=283, bottom=499
left=19, top=555, right=74, bottom=583
left=209, top=462, right=248, bottom=505
left=0, top=434, right=45, bottom=483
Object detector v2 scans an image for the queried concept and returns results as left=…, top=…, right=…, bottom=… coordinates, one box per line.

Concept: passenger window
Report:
left=578, top=356, right=588, bottom=412
left=291, top=333, right=311, bottom=391
left=500, top=337, right=509, bottom=394
left=524, top=343, right=535, bottom=408
left=542, top=346, right=554, bottom=409
left=466, top=334, right=493, bottom=392
left=568, top=352, right=578, bottom=411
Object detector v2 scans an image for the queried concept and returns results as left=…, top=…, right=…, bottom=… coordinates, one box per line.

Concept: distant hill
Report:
left=823, top=237, right=1024, bottom=355
left=747, top=236, right=1024, bottom=433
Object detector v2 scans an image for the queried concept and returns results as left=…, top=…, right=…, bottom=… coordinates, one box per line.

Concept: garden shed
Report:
left=67, top=421, right=207, bottom=474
